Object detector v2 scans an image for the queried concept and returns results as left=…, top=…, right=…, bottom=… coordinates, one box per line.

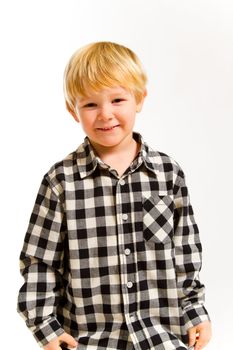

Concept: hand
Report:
left=188, top=320, right=212, bottom=350
left=43, top=332, right=78, bottom=350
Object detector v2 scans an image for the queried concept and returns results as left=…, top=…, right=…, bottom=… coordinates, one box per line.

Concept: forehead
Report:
left=78, top=86, right=132, bottom=102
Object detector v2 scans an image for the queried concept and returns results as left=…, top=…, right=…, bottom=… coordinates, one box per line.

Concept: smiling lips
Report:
left=97, top=125, right=119, bottom=131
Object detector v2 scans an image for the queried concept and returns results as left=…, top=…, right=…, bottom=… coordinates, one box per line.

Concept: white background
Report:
left=0, top=0, right=232, bottom=349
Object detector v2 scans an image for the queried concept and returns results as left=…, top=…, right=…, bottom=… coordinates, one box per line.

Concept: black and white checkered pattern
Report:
left=17, top=132, right=210, bottom=349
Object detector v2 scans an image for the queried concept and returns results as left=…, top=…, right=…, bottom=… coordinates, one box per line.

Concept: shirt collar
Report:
left=76, top=132, right=160, bottom=179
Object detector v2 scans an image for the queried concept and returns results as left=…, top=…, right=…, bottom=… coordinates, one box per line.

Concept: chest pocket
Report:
left=142, top=194, right=174, bottom=244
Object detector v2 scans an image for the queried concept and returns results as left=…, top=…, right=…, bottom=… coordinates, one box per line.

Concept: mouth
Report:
left=96, top=125, right=120, bottom=131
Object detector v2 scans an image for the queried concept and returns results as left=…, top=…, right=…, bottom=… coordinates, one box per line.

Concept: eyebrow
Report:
left=78, top=91, right=129, bottom=104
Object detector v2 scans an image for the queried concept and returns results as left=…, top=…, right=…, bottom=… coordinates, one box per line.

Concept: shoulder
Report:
left=42, top=147, right=80, bottom=196
left=145, top=141, right=185, bottom=179
left=144, top=144, right=187, bottom=194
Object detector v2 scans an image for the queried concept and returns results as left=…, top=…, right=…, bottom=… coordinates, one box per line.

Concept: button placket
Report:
left=116, top=175, right=137, bottom=332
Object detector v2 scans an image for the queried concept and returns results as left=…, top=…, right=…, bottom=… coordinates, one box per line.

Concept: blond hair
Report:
left=63, top=41, right=147, bottom=115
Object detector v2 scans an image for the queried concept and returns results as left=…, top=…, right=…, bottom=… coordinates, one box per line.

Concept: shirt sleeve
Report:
left=17, top=175, right=66, bottom=347
left=173, top=167, right=210, bottom=330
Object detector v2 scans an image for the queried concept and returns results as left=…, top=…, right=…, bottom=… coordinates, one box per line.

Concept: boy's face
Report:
left=72, top=86, right=146, bottom=153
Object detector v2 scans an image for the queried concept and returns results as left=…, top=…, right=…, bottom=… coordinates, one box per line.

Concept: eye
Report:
left=83, top=103, right=97, bottom=108
left=112, top=98, right=124, bottom=103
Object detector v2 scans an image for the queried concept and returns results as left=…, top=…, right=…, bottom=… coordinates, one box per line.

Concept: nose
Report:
left=97, top=104, right=113, bottom=121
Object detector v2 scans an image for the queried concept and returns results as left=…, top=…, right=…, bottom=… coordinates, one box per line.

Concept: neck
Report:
left=90, top=133, right=137, bottom=159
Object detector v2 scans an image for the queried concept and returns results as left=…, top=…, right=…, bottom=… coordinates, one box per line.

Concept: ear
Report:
left=136, top=89, right=147, bottom=113
left=66, top=101, right=80, bottom=123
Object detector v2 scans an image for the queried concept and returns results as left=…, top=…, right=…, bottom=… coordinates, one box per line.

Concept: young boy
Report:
left=17, top=42, right=211, bottom=350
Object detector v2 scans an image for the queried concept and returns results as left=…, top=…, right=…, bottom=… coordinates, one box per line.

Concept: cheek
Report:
left=79, top=113, right=95, bottom=127
left=125, top=107, right=137, bottom=121
left=118, top=106, right=136, bottom=119
left=81, top=121, right=93, bottom=131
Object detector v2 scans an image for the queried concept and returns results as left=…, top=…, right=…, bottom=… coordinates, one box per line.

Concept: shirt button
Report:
left=122, top=213, right=128, bottom=221
left=119, top=179, right=125, bottom=186
left=124, top=248, right=131, bottom=256
left=127, top=281, right=133, bottom=289
left=130, top=314, right=136, bottom=322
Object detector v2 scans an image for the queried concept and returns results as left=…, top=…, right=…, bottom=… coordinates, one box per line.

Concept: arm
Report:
left=17, top=175, right=70, bottom=347
left=173, top=167, right=211, bottom=347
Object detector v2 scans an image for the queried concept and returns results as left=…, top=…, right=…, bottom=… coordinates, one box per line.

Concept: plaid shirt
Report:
left=17, top=132, right=210, bottom=350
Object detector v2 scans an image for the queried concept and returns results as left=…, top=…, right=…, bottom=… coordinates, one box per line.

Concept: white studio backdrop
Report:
left=0, top=0, right=232, bottom=349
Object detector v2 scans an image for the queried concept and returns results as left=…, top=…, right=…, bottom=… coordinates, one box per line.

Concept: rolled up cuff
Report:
left=183, top=303, right=211, bottom=330
left=30, top=316, right=65, bottom=347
